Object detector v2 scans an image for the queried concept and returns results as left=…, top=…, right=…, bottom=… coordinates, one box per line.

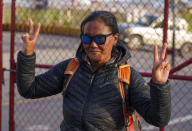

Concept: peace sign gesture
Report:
left=21, top=20, right=41, bottom=55
left=152, top=43, right=171, bottom=84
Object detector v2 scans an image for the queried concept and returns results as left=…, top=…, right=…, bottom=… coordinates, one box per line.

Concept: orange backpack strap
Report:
left=63, top=58, right=79, bottom=89
left=118, top=64, right=131, bottom=127
left=118, top=64, right=142, bottom=131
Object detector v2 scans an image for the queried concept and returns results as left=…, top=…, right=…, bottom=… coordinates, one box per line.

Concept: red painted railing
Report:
left=9, top=0, right=16, bottom=131
left=140, top=58, right=192, bottom=81
left=0, top=0, right=3, bottom=130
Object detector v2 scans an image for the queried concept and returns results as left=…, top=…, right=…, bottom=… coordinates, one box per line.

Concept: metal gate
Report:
left=1, top=0, right=192, bottom=131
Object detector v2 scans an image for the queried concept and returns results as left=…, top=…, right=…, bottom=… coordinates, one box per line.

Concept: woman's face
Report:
left=82, top=19, right=118, bottom=64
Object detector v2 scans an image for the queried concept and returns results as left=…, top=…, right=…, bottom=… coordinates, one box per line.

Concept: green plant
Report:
left=3, top=7, right=129, bottom=33
left=179, top=13, right=192, bottom=32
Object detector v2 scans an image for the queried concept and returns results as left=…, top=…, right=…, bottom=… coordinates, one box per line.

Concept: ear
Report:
left=113, top=33, right=119, bottom=46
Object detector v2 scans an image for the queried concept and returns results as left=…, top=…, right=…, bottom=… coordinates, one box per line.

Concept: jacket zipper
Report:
left=81, top=74, right=95, bottom=128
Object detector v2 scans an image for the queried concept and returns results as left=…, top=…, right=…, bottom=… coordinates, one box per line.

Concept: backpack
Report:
left=64, top=58, right=142, bottom=131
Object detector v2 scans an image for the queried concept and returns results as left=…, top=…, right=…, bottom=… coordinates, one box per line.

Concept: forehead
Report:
left=83, top=19, right=111, bottom=35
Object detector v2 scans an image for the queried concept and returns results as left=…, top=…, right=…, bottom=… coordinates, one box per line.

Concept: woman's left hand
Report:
left=152, top=43, right=171, bottom=84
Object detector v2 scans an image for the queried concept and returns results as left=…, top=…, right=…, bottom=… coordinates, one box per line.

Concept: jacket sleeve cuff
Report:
left=18, top=51, right=35, bottom=58
left=17, top=51, right=36, bottom=67
left=150, top=79, right=170, bottom=89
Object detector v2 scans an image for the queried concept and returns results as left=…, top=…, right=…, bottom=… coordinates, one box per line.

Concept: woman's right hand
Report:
left=21, top=20, right=41, bottom=55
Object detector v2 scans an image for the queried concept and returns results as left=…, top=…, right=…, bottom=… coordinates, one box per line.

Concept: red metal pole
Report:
left=9, top=0, right=16, bottom=131
left=163, top=0, right=169, bottom=46
left=0, top=0, right=3, bottom=131
left=140, top=72, right=192, bottom=81
left=163, top=0, right=169, bottom=63
left=160, top=127, right=165, bottom=131
left=168, top=74, right=192, bottom=81
left=141, top=55, right=192, bottom=80
left=161, top=0, right=169, bottom=130
left=170, top=58, right=192, bottom=74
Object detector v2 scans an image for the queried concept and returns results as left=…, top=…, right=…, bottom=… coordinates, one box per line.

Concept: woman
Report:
left=16, top=11, right=171, bottom=130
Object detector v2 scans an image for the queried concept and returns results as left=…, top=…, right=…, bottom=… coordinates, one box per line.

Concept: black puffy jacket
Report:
left=16, top=40, right=171, bottom=131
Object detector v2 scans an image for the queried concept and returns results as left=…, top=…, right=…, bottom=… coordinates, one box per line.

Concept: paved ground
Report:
left=1, top=31, right=192, bottom=131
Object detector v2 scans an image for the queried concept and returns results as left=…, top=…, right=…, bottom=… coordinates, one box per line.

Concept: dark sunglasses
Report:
left=80, top=33, right=113, bottom=45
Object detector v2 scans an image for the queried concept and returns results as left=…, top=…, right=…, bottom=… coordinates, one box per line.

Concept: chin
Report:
left=89, top=56, right=102, bottom=63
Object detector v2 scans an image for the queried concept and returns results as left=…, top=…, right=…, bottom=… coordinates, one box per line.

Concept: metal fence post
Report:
left=163, top=0, right=170, bottom=46
left=0, top=0, right=3, bottom=131
left=9, top=0, right=16, bottom=131
left=161, top=0, right=170, bottom=130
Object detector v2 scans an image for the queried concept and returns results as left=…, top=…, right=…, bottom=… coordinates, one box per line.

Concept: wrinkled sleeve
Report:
left=129, top=67, right=171, bottom=127
left=16, top=51, right=70, bottom=99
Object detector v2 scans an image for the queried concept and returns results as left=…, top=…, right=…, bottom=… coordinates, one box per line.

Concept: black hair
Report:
left=80, top=11, right=119, bottom=34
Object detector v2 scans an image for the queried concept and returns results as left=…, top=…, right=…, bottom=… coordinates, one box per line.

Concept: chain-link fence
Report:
left=2, top=0, right=192, bottom=131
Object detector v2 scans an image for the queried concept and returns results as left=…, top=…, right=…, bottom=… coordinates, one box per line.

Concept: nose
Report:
left=90, top=40, right=98, bottom=48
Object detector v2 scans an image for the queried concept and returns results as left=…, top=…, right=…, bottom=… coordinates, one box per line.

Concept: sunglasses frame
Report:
left=81, top=33, right=113, bottom=45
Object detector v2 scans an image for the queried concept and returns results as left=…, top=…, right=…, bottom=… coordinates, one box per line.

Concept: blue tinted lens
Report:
left=94, top=35, right=106, bottom=45
left=81, top=34, right=91, bottom=44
